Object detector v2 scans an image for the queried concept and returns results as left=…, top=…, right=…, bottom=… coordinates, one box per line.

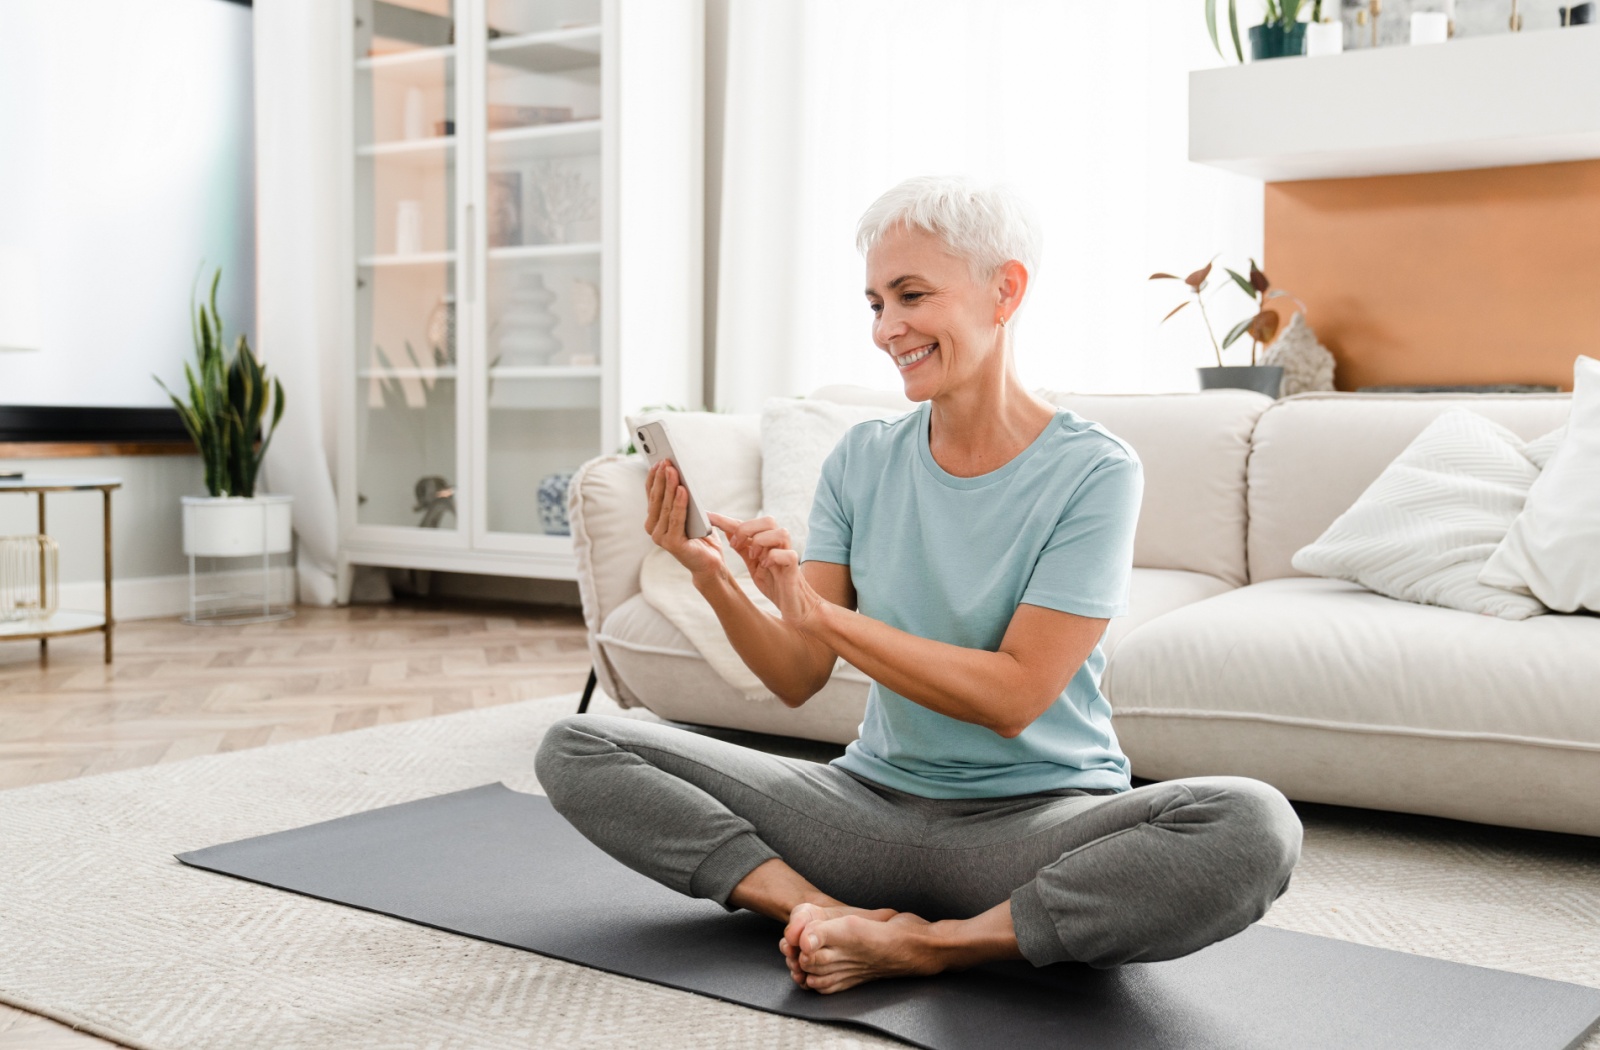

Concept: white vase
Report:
left=1306, top=20, right=1344, bottom=56
left=182, top=495, right=294, bottom=557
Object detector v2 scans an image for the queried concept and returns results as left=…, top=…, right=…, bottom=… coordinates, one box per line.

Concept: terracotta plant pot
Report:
left=1198, top=366, right=1284, bottom=398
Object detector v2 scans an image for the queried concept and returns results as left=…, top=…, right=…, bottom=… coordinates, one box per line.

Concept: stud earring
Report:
left=997, top=314, right=1008, bottom=328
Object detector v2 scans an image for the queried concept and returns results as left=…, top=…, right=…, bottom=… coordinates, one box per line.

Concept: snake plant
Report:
left=155, top=267, right=286, bottom=498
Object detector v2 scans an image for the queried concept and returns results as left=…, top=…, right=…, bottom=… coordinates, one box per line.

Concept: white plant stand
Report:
left=182, top=495, right=295, bottom=626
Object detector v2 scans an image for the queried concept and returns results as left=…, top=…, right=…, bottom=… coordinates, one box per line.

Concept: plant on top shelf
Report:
left=154, top=266, right=286, bottom=498
left=1206, top=0, right=1318, bottom=62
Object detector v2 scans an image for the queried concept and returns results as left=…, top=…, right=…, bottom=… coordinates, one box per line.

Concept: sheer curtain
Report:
left=711, top=0, right=1265, bottom=412
left=255, top=0, right=343, bottom=605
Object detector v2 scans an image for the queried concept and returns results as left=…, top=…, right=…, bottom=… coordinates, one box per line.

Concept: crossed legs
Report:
left=536, top=714, right=1302, bottom=994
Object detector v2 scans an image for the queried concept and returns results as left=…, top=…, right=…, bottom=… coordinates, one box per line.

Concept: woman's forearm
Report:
left=695, top=568, right=835, bottom=706
left=805, top=603, right=1041, bottom=737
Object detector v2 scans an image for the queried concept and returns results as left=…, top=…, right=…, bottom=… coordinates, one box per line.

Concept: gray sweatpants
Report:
left=535, top=714, right=1302, bottom=968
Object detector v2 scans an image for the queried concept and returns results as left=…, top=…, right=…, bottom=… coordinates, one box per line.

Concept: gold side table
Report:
left=0, top=477, right=119, bottom=663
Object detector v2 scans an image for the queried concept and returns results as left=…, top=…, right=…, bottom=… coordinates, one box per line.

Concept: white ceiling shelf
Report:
left=1189, top=26, right=1600, bottom=181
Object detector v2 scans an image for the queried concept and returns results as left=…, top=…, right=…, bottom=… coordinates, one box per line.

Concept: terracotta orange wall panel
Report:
left=1263, top=160, right=1600, bottom=392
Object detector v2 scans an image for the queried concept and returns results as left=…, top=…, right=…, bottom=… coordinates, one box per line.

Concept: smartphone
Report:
left=635, top=420, right=712, bottom=539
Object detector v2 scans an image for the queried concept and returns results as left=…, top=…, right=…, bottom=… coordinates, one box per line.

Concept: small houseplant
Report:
left=1207, top=0, right=1319, bottom=61
left=155, top=267, right=292, bottom=561
left=1150, top=257, right=1291, bottom=397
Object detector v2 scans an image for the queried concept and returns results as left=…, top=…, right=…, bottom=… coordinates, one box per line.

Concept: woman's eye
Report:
left=869, top=302, right=883, bottom=314
left=901, top=292, right=923, bottom=303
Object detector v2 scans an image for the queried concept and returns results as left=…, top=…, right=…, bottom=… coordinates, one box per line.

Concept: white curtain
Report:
left=254, top=0, right=344, bottom=605
left=713, top=0, right=1266, bottom=411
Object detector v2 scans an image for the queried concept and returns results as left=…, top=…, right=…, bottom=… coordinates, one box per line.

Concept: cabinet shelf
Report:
left=356, top=44, right=455, bottom=71
left=489, top=366, right=601, bottom=379
left=487, top=119, right=601, bottom=161
left=486, top=25, right=600, bottom=75
left=357, top=136, right=456, bottom=163
left=359, top=367, right=458, bottom=380
left=358, top=251, right=456, bottom=267
left=487, top=242, right=601, bottom=262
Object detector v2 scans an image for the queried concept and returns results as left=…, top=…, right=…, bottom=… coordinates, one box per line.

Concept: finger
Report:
left=748, top=527, right=792, bottom=551
left=643, top=463, right=665, bottom=531
left=731, top=515, right=780, bottom=543
left=668, top=480, right=689, bottom=538
left=708, top=512, right=743, bottom=533
left=768, top=549, right=801, bottom=570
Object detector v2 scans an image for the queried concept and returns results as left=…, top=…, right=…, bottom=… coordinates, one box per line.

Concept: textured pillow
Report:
left=1290, top=408, right=1546, bottom=620
left=1478, top=355, right=1600, bottom=612
left=759, top=397, right=910, bottom=552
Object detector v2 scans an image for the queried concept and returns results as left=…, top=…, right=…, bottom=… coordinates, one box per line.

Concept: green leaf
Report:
left=1228, top=0, right=1244, bottom=63
left=1222, top=317, right=1253, bottom=348
left=1206, top=0, right=1223, bottom=58
left=1225, top=268, right=1256, bottom=299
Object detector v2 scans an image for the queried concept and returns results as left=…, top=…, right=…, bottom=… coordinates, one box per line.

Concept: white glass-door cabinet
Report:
left=337, top=0, right=702, bottom=592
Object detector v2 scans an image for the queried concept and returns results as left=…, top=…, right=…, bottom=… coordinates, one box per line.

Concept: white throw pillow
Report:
left=1290, top=408, right=1546, bottom=620
left=759, top=397, right=911, bottom=553
left=1478, top=355, right=1600, bottom=613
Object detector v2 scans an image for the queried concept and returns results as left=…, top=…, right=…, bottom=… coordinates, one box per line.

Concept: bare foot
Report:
left=778, top=903, right=913, bottom=989
left=784, top=908, right=943, bottom=994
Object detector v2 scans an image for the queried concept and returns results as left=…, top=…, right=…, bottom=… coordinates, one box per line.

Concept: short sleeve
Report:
left=801, top=438, right=852, bottom=565
left=1020, top=452, right=1143, bottom=619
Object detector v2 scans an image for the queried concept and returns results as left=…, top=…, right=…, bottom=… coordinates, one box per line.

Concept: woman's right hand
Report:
left=645, top=461, right=724, bottom=581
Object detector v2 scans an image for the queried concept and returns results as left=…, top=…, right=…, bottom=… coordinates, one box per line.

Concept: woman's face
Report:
left=864, top=224, right=1003, bottom=402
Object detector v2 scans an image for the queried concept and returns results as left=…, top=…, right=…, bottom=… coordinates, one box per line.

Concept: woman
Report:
left=538, top=176, right=1302, bottom=995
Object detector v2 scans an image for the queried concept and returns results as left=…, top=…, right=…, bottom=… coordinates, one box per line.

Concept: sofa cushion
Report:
left=1289, top=408, right=1547, bottom=621
left=1247, top=393, right=1571, bottom=583
left=597, top=567, right=1234, bottom=745
left=1102, top=576, right=1600, bottom=836
left=1040, top=390, right=1272, bottom=587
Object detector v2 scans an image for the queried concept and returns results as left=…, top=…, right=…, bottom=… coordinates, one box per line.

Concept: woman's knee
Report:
left=1200, top=775, right=1303, bottom=891
left=534, top=714, right=613, bottom=806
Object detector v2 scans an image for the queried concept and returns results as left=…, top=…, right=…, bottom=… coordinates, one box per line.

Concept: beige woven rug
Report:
left=2, top=688, right=1597, bottom=1050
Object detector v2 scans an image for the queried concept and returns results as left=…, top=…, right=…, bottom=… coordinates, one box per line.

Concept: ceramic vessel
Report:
left=182, top=495, right=294, bottom=557
left=537, top=472, right=573, bottom=536
left=1198, top=366, right=1284, bottom=398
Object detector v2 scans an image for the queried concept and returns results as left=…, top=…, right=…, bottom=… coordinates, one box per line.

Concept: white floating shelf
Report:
left=487, top=242, right=602, bottom=262
left=1190, top=26, right=1600, bottom=181
left=487, top=25, right=601, bottom=77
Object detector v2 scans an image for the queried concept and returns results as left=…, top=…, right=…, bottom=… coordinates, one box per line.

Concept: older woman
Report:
left=537, top=176, right=1302, bottom=994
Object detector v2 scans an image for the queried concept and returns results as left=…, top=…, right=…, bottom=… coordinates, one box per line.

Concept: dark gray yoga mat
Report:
left=176, top=782, right=1600, bottom=1050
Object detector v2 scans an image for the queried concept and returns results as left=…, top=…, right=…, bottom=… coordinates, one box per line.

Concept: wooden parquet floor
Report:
left=0, top=600, right=591, bottom=1049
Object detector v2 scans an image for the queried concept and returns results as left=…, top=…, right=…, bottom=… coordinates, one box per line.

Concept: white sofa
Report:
left=571, top=388, right=1599, bottom=838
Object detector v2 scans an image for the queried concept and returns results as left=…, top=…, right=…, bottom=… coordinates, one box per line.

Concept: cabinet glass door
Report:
left=352, top=0, right=464, bottom=535
left=480, top=0, right=603, bottom=540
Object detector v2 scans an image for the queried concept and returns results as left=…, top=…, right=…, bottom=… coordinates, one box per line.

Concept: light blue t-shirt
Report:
left=801, top=400, right=1144, bottom=799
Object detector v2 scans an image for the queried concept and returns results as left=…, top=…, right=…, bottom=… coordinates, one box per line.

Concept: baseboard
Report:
left=58, top=574, right=192, bottom=622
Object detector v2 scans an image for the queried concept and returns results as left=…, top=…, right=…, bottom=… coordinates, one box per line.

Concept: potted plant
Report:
left=1150, top=257, right=1289, bottom=397
left=155, top=267, right=291, bottom=560
left=1206, top=0, right=1317, bottom=61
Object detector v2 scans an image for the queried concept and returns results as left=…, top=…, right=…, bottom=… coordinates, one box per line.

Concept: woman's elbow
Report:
left=990, top=694, right=1058, bottom=739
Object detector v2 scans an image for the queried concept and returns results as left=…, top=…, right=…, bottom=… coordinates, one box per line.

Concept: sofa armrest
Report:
left=571, top=454, right=653, bottom=642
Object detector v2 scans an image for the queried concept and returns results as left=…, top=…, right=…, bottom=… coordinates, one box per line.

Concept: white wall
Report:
left=0, top=0, right=254, bottom=408
left=710, top=0, right=1267, bottom=410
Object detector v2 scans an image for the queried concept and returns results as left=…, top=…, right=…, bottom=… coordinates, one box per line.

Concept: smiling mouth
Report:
left=894, top=343, right=937, bottom=369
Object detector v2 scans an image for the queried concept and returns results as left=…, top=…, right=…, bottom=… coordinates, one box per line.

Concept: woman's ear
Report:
left=995, top=259, right=1029, bottom=321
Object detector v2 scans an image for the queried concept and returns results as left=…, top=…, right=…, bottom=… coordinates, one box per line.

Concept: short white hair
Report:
left=855, top=175, right=1042, bottom=282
